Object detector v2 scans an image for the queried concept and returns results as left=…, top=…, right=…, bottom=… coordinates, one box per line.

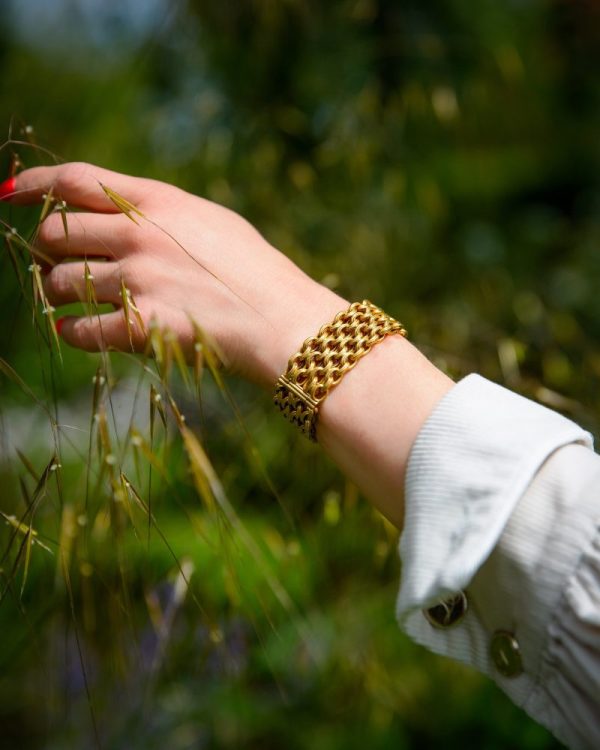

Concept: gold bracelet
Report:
left=273, top=300, right=407, bottom=441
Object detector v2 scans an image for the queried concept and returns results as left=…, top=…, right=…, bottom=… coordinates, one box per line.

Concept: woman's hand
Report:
left=3, top=161, right=453, bottom=528
left=4, top=162, right=347, bottom=389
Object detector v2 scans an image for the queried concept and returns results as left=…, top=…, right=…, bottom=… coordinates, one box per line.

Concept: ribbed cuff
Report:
left=397, top=374, right=593, bottom=616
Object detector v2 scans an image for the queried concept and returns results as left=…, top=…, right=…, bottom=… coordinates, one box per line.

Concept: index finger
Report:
left=0, top=162, right=153, bottom=212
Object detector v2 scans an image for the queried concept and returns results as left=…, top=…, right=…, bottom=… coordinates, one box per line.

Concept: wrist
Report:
left=317, top=336, right=454, bottom=528
left=252, top=273, right=349, bottom=391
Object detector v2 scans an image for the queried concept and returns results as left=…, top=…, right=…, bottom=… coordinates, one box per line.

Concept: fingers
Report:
left=43, top=261, right=127, bottom=307
left=58, top=310, right=147, bottom=353
left=4, top=162, right=154, bottom=212
left=36, top=211, right=140, bottom=262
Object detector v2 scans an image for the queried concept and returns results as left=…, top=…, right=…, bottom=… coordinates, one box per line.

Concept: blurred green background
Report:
left=0, top=1, right=599, bottom=748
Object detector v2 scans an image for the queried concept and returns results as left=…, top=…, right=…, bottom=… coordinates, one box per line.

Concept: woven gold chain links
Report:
left=273, top=300, right=407, bottom=441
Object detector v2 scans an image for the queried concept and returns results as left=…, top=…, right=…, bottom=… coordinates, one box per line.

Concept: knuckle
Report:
left=46, top=264, right=84, bottom=301
left=37, top=213, right=62, bottom=246
left=115, top=257, right=134, bottom=284
left=70, top=318, right=94, bottom=349
left=121, top=218, right=146, bottom=251
left=59, top=162, right=91, bottom=194
left=122, top=258, right=153, bottom=293
left=69, top=320, right=85, bottom=347
left=45, top=265, right=70, bottom=298
left=107, top=264, right=127, bottom=297
left=120, top=218, right=139, bottom=245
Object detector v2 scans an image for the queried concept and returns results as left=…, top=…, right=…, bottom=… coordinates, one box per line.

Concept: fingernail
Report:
left=0, top=176, right=16, bottom=201
left=56, top=317, right=65, bottom=336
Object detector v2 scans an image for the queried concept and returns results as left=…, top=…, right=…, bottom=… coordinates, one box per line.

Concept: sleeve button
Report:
left=490, top=630, right=523, bottom=677
left=423, top=591, right=468, bottom=628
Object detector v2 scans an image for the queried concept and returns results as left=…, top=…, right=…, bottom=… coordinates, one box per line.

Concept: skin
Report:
left=7, top=162, right=454, bottom=529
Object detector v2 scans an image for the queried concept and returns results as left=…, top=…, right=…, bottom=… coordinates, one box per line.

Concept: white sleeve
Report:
left=397, top=374, right=600, bottom=750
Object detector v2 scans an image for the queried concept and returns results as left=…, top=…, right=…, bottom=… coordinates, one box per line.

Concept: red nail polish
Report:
left=56, top=317, right=65, bottom=336
left=0, top=176, right=16, bottom=201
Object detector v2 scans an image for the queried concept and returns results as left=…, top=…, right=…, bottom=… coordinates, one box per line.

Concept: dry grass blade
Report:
left=83, top=260, right=98, bottom=311
left=20, top=528, right=33, bottom=598
left=170, top=334, right=191, bottom=389
left=159, top=329, right=191, bottom=389
left=191, top=320, right=226, bottom=391
left=181, top=425, right=215, bottom=513
left=0, top=358, right=36, bottom=402
left=16, top=449, right=39, bottom=481
left=96, top=406, right=112, bottom=465
left=100, top=182, right=144, bottom=224
left=60, top=547, right=101, bottom=748
left=127, top=287, right=146, bottom=338
left=0, top=358, right=56, bottom=424
left=115, top=473, right=139, bottom=533
left=95, top=404, right=125, bottom=538
left=3, top=234, right=26, bottom=289
left=119, top=473, right=209, bottom=617
left=120, top=472, right=146, bottom=514
left=167, top=394, right=186, bottom=429
left=179, top=424, right=312, bottom=653
left=149, top=319, right=165, bottom=373
left=129, top=429, right=170, bottom=480
left=18, top=476, right=31, bottom=507
left=0, top=454, right=58, bottom=600
left=120, top=279, right=136, bottom=349
left=0, top=513, right=52, bottom=555
left=9, top=227, right=53, bottom=269
left=150, top=384, right=167, bottom=440
left=86, top=366, right=107, bottom=511
left=46, top=311, right=61, bottom=357
left=56, top=504, right=76, bottom=587
left=59, top=201, right=69, bottom=242
left=98, top=182, right=267, bottom=323
left=193, top=340, right=203, bottom=391
left=189, top=323, right=294, bottom=528
left=91, top=366, right=107, bottom=415
left=39, top=187, right=55, bottom=224
left=29, top=260, right=43, bottom=312
left=9, top=149, right=23, bottom=177
left=28, top=258, right=61, bottom=356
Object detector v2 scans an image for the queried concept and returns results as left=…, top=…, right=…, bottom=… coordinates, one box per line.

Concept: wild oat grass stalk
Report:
left=0, top=127, right=320, bottom=746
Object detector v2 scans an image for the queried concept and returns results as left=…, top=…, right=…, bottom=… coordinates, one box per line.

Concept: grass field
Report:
left=1, top=1, right=598, bottom=747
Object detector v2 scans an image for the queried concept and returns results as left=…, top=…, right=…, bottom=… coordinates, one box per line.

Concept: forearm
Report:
left=317, top=336, right=453, bottom=529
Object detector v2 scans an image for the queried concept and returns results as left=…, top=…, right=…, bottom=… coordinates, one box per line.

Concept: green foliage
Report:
left=1, top=1, right=598, bottom=747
